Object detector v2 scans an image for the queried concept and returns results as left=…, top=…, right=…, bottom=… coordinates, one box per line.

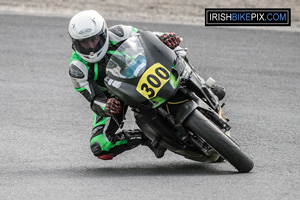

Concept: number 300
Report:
left=137, top=64, right=170, bottom=99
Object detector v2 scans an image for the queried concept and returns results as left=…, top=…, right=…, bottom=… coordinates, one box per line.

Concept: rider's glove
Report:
left=159, top=32, right=181, bottom=49
left=105, top=98, right=122, bottom=115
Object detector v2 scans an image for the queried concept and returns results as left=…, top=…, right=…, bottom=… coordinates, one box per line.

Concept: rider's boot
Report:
left=141, top=137, right=166, bottom=159
left=122, top=129, right=166, bottom=158
left=117, top=129, right=166, bottom=158
left=211, top=85, right=226, bottom=101
left=118, top=129, right=144, bottom=150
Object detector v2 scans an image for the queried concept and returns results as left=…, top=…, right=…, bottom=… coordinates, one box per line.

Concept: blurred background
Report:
left=0, top=0, right=299, bottom=29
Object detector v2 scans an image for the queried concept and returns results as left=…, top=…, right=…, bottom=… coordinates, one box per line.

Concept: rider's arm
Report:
left=108, top=25, right=180, bottom=49
left=108, top=25, right=141, bottom=42
left=69, top=60, right=108, bottom=117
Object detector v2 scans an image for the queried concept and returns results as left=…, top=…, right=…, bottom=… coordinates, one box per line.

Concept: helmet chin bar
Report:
left=82, top=50, right=100, bottom=62
left=77, top=48, right=102, bottom=63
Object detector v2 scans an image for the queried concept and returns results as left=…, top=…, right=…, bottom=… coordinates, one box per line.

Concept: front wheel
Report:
left=184, top=110, right=254, bottom=172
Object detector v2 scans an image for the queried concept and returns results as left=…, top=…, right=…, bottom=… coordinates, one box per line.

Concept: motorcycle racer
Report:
left=68, top=10, right=225, bottom=160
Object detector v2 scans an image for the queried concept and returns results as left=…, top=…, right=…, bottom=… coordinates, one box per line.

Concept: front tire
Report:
left=184, top=110, right=254, bottom=172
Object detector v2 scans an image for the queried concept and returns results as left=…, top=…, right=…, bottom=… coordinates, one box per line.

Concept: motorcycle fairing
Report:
left=105, top=31, right=179, bottom=108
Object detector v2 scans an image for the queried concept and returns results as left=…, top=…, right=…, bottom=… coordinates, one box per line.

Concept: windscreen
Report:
left=106, top=36, right=146, bottom=79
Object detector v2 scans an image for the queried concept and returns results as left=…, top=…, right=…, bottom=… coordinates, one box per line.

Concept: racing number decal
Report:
left=137, top=63, right=170, bottom=99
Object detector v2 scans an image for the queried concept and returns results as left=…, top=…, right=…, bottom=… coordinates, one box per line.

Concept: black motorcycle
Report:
left=104, top=31, right=254, bottom=173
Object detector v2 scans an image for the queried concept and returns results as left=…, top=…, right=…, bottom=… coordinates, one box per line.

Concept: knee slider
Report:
left=98, top=155, right=114, bottom=160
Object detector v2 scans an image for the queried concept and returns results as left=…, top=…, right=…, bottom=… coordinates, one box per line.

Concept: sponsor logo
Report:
left=79, top=28, right=92, bottom=35
left=205, top=8, right=291, bottom=26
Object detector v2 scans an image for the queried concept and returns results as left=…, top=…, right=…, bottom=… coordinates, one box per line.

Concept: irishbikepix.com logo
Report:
left=205, top=8, right=291, bottom=26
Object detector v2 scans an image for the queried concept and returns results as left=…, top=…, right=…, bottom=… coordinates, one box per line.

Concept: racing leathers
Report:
left=69, top=25, right=172, bottom=160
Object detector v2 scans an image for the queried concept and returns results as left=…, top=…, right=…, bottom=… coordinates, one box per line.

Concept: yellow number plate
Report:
left=136, top=63, right=170, bottom=99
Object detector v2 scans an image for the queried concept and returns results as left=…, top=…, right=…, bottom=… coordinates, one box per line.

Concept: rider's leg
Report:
left=90, top=113, right=142, bottom=160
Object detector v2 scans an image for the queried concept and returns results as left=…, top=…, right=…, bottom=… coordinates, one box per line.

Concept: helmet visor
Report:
left=73, top=28, right=107, bottom=56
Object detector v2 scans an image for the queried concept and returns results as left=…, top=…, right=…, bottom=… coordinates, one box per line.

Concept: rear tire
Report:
left=184, top=110, right=254, bottom=172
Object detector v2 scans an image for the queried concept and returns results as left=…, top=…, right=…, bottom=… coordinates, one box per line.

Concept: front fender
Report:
left=174, top=98, right=214, bottom=135
left=174, top=100, right=198, bottom=135
left=175, top=97, right=213, bottom=124
left=175, top=100, right=198, bottom=125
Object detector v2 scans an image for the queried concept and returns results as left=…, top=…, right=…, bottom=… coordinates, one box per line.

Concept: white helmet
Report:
left=68, top=10, right=109, bottom=63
